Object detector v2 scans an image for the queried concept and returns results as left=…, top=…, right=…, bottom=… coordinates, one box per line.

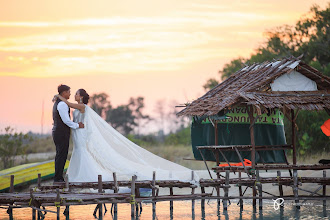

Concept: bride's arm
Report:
left=56, top=95, right=85, bottom=111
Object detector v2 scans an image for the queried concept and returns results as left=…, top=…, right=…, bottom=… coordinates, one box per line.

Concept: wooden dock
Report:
left=1, top=167, right=329, bottom=219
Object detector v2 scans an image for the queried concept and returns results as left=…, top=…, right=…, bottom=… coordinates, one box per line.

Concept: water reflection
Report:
left=1, top=199, right=329, bottom=219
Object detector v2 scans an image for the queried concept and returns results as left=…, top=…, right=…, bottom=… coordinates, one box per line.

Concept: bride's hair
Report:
left=78, top=89, right=89, bottom=104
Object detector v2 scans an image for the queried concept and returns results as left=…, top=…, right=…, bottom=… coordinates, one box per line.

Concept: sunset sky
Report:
left=0, top=0, right=328, bottom=134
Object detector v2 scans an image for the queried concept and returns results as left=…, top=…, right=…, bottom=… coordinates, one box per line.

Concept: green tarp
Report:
left=191, top=107, right=287, bottom=163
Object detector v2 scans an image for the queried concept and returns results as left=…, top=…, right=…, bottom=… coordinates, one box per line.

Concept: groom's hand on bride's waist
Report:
left=78, top=122, right=84, bottom=128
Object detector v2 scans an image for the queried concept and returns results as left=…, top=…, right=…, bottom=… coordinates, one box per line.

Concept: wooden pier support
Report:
left=98, top=175, right=103, bottom=219
left=191, top=171, right=195, bottom=219
left=56, top=188, right=60, bottom=220
left=293, top=170, right=300, bottom=209
left=113, top=172, right=118, bottom=215
left=256, top=170, right=262, bottom=210
left=323, top=171, right=327, bottom=209
left=223, top=170, right=229, bottom=211
left=238, top=171, right=243, bottom=210
left=170, top=187, right=173, bottom=218
left=131, top=175, right=136, bottom=219
left=152, top=171, right=156, bottom=220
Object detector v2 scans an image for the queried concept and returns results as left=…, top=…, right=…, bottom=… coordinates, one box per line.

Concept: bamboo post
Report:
left=37, top=174, right=41, bottom=188
left=291, top=110, right=297, bottom=165
left=256, top=170, right=262, bottom=210
left=238, top=171, right=243, bottom=210
left=30, top=188, right=36, bottom=220
left=152, top=171, right=156, bottom=220
left=248, top=105, right=257, bottom=208
left=113, top=172, right=118, bottom=215
left=10, top=175, right=14, bottom=193
left=131, top=175, right=137, bottom=220
left=98, top=175, right=103, bottom=219
left=191, top=171, right=195, bottom=219
left=323, top=171, right=326, bottom=209
left=56, top=188, right=60, bottom=220
left=223, top=170, right=230, bottom=211
left=293, top=170, right=300, bottom=209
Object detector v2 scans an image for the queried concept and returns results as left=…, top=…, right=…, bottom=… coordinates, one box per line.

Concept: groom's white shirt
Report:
left=57, top=101, right=79, bottom=129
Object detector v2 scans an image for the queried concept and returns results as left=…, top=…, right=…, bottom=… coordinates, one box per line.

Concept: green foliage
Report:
left=89, top=92, right=111, bottom=117
left=203, top=78, right=219, bottom=91
left=164, top=127, right=191, bottom=146
left=219, top=57, right=246, bottom=80
left=218, top=4, right=330, bottom=80
left=107, top=105, right=137, bottom=135
left=0, top=127, right=31, bottom=169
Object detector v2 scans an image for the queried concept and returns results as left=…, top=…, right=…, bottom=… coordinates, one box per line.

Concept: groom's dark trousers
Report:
left=52, top=99, right=71, bottom=182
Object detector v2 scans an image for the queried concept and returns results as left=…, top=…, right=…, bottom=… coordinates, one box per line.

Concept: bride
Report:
left=55, top=89, right=199, bottom=183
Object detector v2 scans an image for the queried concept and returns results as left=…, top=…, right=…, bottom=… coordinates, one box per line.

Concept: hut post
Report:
left=248, top=105, right=257, bottom=208
left=223, top=170, right=230, bottom=211
left=98, top=175, right=103, bottom=219
left=291, top=109, right=297, bottom=165
left=214, top=122, right=220, bottom=165
left=277, top=171, right=284, bottom=199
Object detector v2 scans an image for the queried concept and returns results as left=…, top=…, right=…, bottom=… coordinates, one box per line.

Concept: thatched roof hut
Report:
left=178, top=56, right=330, bottom=117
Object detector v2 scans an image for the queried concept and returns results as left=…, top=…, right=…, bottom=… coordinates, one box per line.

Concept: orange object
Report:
left=321, top=119, right=330, bottom=136
left=219, top=159, right=252, bottom=167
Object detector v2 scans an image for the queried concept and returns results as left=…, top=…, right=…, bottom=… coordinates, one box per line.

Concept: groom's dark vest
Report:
left=52, top=99, right=70, bottom=134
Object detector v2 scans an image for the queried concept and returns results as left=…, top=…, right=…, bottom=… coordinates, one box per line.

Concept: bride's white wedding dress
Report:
left=67, top=105, right=199, bottom=183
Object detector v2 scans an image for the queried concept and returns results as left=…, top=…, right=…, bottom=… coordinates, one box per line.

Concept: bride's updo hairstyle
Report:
left=78, top=89, right=90, bottom=104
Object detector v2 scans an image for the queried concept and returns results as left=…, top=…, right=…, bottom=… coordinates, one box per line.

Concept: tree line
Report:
left=203, top=4, right=330, bottom=156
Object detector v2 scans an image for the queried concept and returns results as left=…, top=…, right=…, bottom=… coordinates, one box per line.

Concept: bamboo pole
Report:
left=248, top=105, right=257, bottom=208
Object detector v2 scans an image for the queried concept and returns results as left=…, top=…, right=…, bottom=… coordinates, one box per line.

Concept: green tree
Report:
left=203, top=78, right=219, bottom=91
left=107, top=105, right=137, bottom=135
left=0, top=127, right=30, bottom=169
left=89, top=93, right=112, bottom=118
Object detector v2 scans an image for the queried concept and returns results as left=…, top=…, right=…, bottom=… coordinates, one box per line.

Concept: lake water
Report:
left=1, top=199, right=329, bottom=219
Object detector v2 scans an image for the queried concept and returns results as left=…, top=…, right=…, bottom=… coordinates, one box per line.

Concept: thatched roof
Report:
left=178, top=56, right=330, bottom=117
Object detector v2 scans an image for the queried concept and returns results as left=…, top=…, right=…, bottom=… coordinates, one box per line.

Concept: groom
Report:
left=52, top=84, right=84, bottom=183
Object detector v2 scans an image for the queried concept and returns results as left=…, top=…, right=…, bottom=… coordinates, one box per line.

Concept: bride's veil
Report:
left=83, top=105, right=199, bottom=183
